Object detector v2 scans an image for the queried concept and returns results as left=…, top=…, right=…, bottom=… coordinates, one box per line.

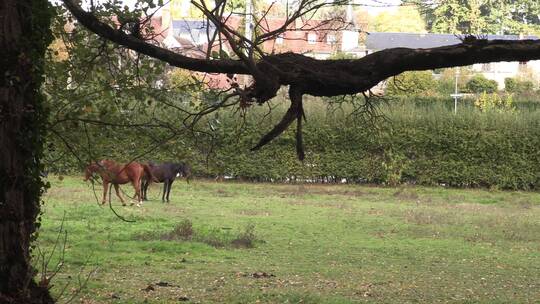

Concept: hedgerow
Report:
left=46, top=98, right=540, bottom=190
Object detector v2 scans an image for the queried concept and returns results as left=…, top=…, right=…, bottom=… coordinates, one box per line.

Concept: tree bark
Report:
left=0, top=0, right=54, bottom=303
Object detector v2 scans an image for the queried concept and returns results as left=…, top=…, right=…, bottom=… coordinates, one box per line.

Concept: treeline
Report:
left=45, top=97, right=540, bottom=190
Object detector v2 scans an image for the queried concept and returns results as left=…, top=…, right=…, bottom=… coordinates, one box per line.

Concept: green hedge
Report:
left=46, top=101, right=540, bottom=190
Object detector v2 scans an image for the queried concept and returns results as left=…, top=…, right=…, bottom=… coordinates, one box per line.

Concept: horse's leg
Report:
left=137, top=179, right=143, bottom=206
left=161, top=181, right=167, bottom=203
left=166, top=180, right=174, bottom=203
left=113, top=184, right=126, bottom=206
left=142, top=178, right=148, bottom=201
left=132, top=180, right=142, bottom=207
left=102, top=181, right=109, bottom=205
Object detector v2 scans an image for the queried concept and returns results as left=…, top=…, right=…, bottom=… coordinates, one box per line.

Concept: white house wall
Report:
left=472, top=62, right=518, bottom=89
left=472, top=60, right=540, bottom=89
left=341, top=30, right=359, bottom=52
left=527, top=60, right=540, bottom=84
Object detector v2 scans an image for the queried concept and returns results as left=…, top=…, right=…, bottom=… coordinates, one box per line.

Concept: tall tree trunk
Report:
left=0, top=0, right=54, bottom=303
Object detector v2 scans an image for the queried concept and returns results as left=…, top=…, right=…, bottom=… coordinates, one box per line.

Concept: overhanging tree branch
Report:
left=61, top=0, right=540, bottom=157
left=62, top=0, right=540, bottom=98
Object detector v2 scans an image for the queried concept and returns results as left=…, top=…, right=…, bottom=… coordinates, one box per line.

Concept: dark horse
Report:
left=142, top=162, right=192, bottom=202
left=84, top=159, right=155, bottom=206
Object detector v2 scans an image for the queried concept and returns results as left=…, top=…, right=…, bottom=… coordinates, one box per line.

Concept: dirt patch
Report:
left=287, top=199, right=352, bottom=210
left=44, top=187, right=87, bottom=200
left=392, top=188, right=419, bottom=201
left=134, top=221, right=261, bottom=248
left=275, top=185, right=366, bottom=197
left=236, top=209, right=271, bottom=216
left=403, top=209, right=446, bottom=225
left=517, top=200, right=534, bottom=209
left=215, top=189, right=234, bottom=197
left=367, top=208, right=384, bottom=216
left=310, top=189, right=366, bottom=197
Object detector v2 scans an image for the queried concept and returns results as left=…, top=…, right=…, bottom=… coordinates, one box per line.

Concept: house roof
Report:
left=163, top=17, right=362, bottom=55
left=256, top=17, right=362, bottom=55
left=365, top=32, right=539, bottom=50
left=172, top=20, right=217, bottom=42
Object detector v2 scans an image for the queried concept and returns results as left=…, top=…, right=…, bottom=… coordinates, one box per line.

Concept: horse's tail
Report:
left=143, top=164, right=158, bottom=183
left=182, top=163, right=192, bottom=184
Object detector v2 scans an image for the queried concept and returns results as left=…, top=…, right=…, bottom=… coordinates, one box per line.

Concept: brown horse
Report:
left=84, top=159, right=155, bottom=206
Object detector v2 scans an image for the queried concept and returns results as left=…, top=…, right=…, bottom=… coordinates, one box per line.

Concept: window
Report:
left=326, top=34, right=336, bottom=44
left=481, top=63, right=492, bottom=72
left=307, top=33, right=317, bottom=44
left=276, top=35, right=284, bottom=45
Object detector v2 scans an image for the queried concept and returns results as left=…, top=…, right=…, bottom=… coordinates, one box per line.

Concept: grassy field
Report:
left=37, top=176, right=540, bottom=303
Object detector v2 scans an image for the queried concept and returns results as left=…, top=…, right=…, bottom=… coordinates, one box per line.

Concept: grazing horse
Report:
left=142, top=162, right=192, bottom=203
left=84, top=159, right=155, bottom=206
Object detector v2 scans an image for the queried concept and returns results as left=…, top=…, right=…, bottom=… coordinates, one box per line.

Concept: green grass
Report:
left=36, top=177, right=540, bottom=303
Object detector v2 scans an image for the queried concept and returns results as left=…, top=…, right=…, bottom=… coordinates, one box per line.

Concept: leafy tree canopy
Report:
left=369, top=6, right=427, bottom=33
left=408, top=0, right=540, bottom=34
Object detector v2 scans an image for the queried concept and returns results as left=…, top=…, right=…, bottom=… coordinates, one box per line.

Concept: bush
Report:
left=231, top=224, right=258, bottom=248
left=385, top=71, right=437, bottom=96
left=466, top=74, right=498, bottom=93
left=474, top=92, right=515, bottom=113
left=505, top=77, right=534, bottom=94
left=435, top=78, right=456, bottom=95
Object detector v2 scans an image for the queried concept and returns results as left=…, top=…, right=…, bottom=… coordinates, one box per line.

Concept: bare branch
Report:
left=62, top=0, right=248, bottom=74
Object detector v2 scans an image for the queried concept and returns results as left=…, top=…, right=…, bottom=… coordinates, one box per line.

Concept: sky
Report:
left=116, top=0, right=404, bottom=16
left=53, top=0, right=403, bottom=15
left=360, top=0, right=402, bottom=15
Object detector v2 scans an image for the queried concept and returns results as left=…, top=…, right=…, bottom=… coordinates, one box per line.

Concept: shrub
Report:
left=157, top=219, right=194, bottom=241
left=136, top=220, right=260, bottom=248
left=474, top=92, right=515, bottom=113
left=505, top=77, right=534, bottom=94
left=231, top=223, right=257, bottom=248
left=435, top=78, right=456, bottom=95
left=385, top=71, right=437, bottom=96
left=466, top=74, right=498, bottom=93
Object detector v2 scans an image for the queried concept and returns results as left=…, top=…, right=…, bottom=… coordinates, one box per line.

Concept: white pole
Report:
left=245, top=0, right=252, bottom=40
left=454, top=68, right=459, bottom=114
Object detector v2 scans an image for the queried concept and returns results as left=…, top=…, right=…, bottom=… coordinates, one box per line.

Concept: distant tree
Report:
left=369, top=6, right=427, bottom=33
left=409, top=0, right=540, bottom=34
